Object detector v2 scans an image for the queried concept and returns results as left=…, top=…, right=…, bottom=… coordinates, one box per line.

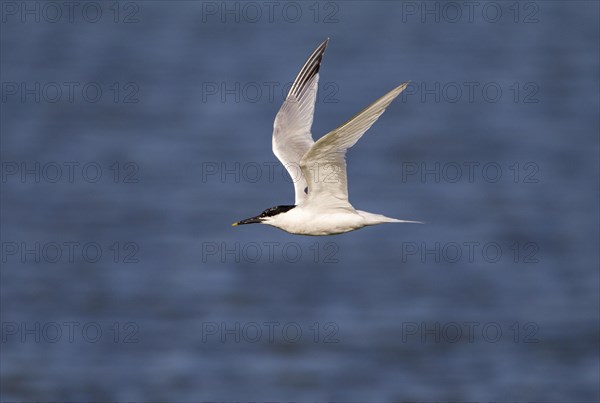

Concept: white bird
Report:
left=232, top=38, right=422, bottom=235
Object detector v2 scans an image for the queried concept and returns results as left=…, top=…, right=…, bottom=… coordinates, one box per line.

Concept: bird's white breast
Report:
left=266, top=206, right=367, bottom=236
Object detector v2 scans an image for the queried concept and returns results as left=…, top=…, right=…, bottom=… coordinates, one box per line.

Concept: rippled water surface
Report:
left=1, top=1, right=599, bottom=400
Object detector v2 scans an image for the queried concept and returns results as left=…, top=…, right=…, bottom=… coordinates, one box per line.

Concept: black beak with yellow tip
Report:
left=232, top=205, right=296, bottom=227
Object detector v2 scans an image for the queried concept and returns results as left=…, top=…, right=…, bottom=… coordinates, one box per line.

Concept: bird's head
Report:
left=232, top=205, right=296, bottom=227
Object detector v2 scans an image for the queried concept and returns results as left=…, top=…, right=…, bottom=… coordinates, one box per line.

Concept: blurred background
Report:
left=1, top=0, right=598, bottom=400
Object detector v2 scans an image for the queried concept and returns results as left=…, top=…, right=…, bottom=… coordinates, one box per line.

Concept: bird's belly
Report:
left=276, top=211, right=365, bottom=236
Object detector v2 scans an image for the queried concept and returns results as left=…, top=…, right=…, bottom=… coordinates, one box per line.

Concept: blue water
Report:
left=1, top=1, right=598, bottom=400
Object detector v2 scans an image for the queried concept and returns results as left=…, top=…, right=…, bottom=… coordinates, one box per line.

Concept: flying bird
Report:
left=232, top=38, right=421, bottom=235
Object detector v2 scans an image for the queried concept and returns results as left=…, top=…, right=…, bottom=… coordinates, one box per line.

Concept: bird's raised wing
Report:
left=300, top=82, right=409, bottom=209
left=273, top=38, right=329, bottom=205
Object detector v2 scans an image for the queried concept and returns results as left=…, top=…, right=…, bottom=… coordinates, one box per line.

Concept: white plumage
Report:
left=233, top=38, right=421, bottom=235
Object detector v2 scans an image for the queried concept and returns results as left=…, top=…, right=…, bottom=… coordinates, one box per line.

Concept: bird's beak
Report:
left=232, top=216, right=262, bottom=226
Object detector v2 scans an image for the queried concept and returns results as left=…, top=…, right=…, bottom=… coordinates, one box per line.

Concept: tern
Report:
left=232, top=38, right=422, bottom=235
